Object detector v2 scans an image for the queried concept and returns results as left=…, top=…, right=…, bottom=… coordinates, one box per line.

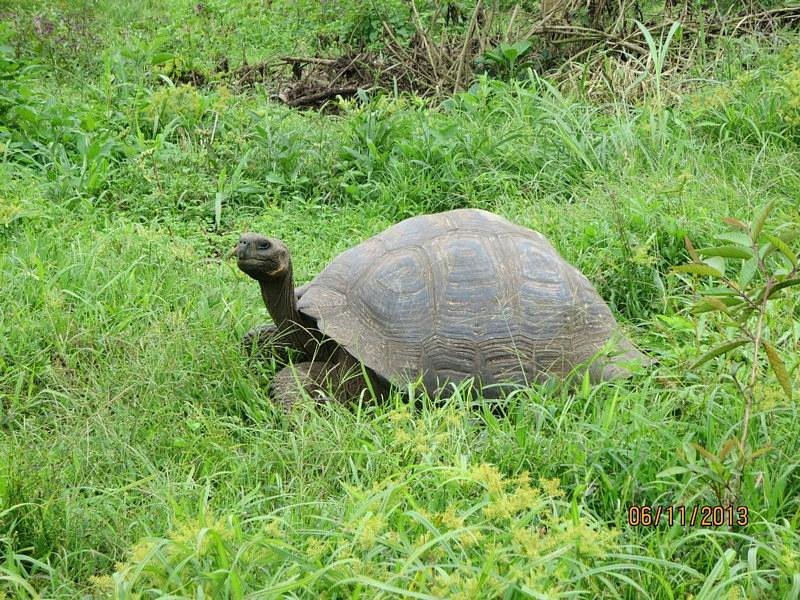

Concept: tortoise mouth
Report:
left=237, top=256, right=285, bottom=278
left=237, top=256, right=267, bottom=266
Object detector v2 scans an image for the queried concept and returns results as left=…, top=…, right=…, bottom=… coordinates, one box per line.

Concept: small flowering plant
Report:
left=111, top=463, right=625, bottom=598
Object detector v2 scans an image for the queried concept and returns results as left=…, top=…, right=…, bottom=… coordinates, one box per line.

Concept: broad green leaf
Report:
left=752, top=278, right=800, bottom=304
left=672, top=263, right=723, bottom=277
left=765, top=234, right=798, bottom=267
left=739, top=256, right=757, bottom=287
left=690, top=297, right=730, bottom=315
left=513, top=40, right=533, bottom=54
left=691, top=338, right=749, bottom=368
left=657, top=466, right=690, bottom=478
left=766, top=278, right=800, bottom=299
left=502, top=46, right=521, bottom=62
left=704, top=255, right=726, bottom=274
left=656, top=314, right=694, bottom=330
left=698, top=245, right=753, bottom=259
left=762, top=340, right=793, bottom=401
left=151, top=52, right=177, bottom=65
left=229, top=571, right=244, bottom=600
left=698, top=287, right=739, bottom=296
left=750, top=200, right=775, bottom=242
left=715, top=231, right=753, bottom=246
left=770, top=223, right=800, bottom=245
left=691, top=296, right=744, bottom=314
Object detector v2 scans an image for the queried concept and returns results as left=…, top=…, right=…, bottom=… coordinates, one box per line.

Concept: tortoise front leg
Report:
left=241, top=324, right=298, bottom=361
left=269, top=353, right=389, bottom=413
left=269, top=362, right=334, bottom=411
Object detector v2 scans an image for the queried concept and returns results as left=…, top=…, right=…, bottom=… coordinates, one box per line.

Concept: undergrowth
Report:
left=1, top=1, right=799, bottom=598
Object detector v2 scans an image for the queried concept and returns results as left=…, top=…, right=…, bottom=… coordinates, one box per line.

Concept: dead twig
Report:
left=280, top=86, right=363, bottom=107
left=280, top=56, right=339, bottom=66
left=453, top=0, right=483, bottom=93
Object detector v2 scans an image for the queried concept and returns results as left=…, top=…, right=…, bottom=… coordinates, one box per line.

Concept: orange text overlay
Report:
left=626, top=505, right=749, bottom=528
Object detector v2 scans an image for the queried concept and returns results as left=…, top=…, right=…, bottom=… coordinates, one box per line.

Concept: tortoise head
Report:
left=236, top=233, right=291, bottom=281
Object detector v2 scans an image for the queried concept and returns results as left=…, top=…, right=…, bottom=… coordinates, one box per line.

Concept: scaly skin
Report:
left=236, top=234, right=385, bottom=410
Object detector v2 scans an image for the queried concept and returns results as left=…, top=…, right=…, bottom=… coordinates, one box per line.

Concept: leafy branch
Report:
left=670, top=201, right=799, bottom=505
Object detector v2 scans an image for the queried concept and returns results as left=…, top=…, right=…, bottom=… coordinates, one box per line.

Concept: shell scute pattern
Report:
left=297, top=208, right=643, bottom=393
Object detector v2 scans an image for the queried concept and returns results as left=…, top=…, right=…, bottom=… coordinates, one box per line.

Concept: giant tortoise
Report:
left=236, top=208, right=646, bottom=408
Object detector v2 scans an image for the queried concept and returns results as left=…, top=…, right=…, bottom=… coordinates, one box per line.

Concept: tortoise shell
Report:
left=297, top=208, right=644, bottom=395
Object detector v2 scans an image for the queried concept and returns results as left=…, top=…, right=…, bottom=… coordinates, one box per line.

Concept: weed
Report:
left=669, top=201, right=799, bottom=505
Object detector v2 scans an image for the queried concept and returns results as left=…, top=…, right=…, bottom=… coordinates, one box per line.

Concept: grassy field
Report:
left=1, top=0, right=799, bottom=598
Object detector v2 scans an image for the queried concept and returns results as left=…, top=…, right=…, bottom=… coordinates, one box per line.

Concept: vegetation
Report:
left=1, top=0, right=799, bottom=598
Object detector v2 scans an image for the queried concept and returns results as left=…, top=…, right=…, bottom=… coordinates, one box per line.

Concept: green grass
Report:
left=1, top=1, right=800, bottom=598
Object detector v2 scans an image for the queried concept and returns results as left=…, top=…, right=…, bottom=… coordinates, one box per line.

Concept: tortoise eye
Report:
left=258, top=241, right=271, bottom=250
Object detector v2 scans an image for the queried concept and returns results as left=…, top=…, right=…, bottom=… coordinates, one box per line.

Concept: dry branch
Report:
left=280, top=86, right=363, bottom=107
left=166, top=1, right=800, bottom=108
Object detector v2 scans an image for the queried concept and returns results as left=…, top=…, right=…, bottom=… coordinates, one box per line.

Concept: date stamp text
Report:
left=626, top=505, right=749, bottom=528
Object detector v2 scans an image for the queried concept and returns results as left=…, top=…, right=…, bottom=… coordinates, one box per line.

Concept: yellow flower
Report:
left=394, top=429, right=412, bottom=444
left=88, top=574, right=115, bottom=593
left=433, top=432, right=449, bottom=444
left=470, top=463, right=505, bottom=494
left=445, top=411, right=462, bottom=427
left=262, top=518, right=283, bottom=538
left=780, top=546, right=800, bottom=573
left=512, top=527, right=542, bottom=558
left=213, top=84, right=232, bottom=111
left=388, top=407, right=411, bottom=423
left=356, top=514, right=386, bottom=550
left=458, top=529, right=484, bottom=548
left=438, top=506, right=465, bottom=529
left=451, top=576, right=481, bottom=600
left=129, top=539, right=155, bottom=563
left=562, top=521, right=618, bottom=559
left=726, top=587, right=744, bottom=600
left=540, top=477, right=564, bottom=498
left=432, top=571, right=461, bottom=597
left=484, top=482, right=541, bottom=520
left=416, top=508, right=432, bottom=522
left=305, top=536, right=330, bottom=561
left=384, top=530, right=400, bottom=546
left=521, top=566, right=563, bottom=598
left=349, top=558, right=364, bottom=574
left=45, top=288, right=65, bottom=310
left=0, top=202, right=21, bottom=227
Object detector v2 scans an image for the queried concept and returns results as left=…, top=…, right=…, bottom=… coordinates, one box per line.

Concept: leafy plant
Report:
left=634, top=21, right=681, bottom=109
left=213, top=150, right=263, bottom=230
left=336, top=98, right=408, bottom=190
left=477, top=40, right=534, bottom=80
left=670, top=201, right=799, bottom=504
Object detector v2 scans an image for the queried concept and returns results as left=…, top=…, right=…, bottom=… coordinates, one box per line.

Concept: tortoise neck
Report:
left=258, top=263, right=315, bottom=352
